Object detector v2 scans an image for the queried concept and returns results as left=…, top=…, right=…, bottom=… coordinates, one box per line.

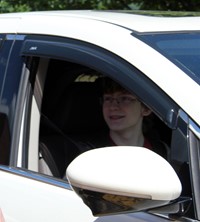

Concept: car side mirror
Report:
left=67, top=146, right=182, bottom=216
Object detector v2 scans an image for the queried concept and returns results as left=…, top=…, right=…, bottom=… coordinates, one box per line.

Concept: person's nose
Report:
left=109, top=98, right=120, bottom=109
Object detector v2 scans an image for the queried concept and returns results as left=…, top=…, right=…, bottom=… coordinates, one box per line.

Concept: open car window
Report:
left=22, top=38, right=193, bottom=219
left=34, top=58, right=171, bottom=177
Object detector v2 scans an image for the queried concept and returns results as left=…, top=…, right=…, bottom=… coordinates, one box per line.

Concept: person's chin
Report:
left=109, top=124, right=124, bottom=131
left=107, top=118, right=125, bottom=130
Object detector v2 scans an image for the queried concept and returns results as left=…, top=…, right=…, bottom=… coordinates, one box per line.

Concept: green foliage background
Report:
left=0, top=0, right=200, bottom=13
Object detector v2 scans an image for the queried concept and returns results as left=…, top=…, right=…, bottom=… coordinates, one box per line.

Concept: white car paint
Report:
left=0, top=11, right=199, bottom=127
left=0, top=167, right=169, bottom=222
left=0, top=11, right=199, bottom=222
left=0, top=168, right=93, bottom=222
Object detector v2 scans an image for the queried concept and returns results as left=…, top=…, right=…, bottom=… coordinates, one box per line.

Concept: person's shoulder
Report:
left=151, top=140, right=170, bottom=160
left=70, top=131, right=111, bottom=152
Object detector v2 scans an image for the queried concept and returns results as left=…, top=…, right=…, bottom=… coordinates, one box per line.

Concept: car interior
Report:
left=38, top=58, right=172, bottom=179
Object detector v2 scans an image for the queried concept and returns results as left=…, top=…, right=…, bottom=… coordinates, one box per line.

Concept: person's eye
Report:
left=104, top=96, right=112, bottom=102
left=120, top=96, right=131, bottom=102
left=120, top=96, right=136, bottom=104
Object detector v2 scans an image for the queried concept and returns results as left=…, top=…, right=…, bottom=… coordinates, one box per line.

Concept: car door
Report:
left=0, top=34, right=160, bottom=222
left=20, top=34, right=192, bottom=221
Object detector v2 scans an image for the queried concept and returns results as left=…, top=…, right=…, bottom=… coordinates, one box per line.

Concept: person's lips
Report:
left=109, top=115, right=125, bottom=120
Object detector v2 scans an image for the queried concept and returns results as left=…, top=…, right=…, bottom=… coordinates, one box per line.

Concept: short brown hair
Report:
left=102, top=77, right=128, bottom=94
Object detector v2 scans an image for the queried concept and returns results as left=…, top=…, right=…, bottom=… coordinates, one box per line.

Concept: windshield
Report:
left=140, top=32, right=200, bottom=85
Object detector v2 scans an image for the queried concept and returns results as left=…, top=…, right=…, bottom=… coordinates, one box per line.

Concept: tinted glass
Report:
left=140, top=33, right=200, bottom=85
left=0, top=35, right=12, bottom=93
left=0, top=113, right=10, bottom=165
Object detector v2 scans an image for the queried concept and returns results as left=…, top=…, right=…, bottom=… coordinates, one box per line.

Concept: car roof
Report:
left=1, top=10, right=200, bottom=33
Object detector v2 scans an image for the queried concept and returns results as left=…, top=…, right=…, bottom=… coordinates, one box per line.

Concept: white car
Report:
left=0, top=10, right=199, bottom=222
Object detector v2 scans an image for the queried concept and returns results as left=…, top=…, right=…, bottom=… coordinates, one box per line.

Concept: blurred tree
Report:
left=0, top=0, right=200, bottom=13
left=134, top=0, right=200, bottom=11
left=0, top=0, right=132, bottom=12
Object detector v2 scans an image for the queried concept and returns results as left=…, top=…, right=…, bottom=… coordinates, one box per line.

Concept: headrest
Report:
left=53, top=81, right=107, bottom=134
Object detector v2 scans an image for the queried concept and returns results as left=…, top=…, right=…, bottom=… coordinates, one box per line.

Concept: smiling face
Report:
left=101, top=77, right=151, bottom=135
left=102, top=91, right=147, bottom=133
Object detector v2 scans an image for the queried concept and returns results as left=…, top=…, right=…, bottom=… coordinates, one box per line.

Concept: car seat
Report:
left=39, top=80, right=108, bottom=178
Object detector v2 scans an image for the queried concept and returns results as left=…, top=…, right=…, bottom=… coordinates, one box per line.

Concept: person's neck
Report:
left=110, top=128, right=144, bottom=147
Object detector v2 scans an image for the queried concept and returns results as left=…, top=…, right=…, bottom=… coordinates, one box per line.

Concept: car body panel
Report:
left=0, top=12, right=199, bottom=125
left=0, top=166, right=94, bottom=222
left=1, top=10, right=200, bottom=32
left=0, top=166, right=171, bottom=222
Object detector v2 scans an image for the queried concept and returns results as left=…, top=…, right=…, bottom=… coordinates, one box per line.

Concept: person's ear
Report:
left=142, top=106, right=152, bottom=116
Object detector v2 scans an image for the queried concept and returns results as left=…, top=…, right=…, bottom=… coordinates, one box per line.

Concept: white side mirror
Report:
left=67, top=146, right=182, bottom=216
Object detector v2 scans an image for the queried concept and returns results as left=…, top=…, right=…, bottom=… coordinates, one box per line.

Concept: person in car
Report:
left=101, top=77, right=152, bottom=149
left=98, top=77, right=169, bottom=159
left=65, top=76, right=168, bottom=160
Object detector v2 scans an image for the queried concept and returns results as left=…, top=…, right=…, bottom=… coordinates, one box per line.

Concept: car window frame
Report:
left=0, top=34, right=28, bottom=167
left=21, top=35, right=179, bottom=129
left=188, top=120, right=200, bottom=220
left=10, top=33, right=196, bottom=219
left=21, top=35, right=179, bottom=175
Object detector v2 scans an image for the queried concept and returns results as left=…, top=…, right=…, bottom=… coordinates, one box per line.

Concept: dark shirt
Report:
left=73, top=132, right=168, bottom=160
left=109, top=136, right=153, bottom=149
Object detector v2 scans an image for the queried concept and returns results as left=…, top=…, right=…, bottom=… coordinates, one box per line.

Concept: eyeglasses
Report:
left=102, top=95, right=137, bottom=106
